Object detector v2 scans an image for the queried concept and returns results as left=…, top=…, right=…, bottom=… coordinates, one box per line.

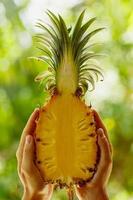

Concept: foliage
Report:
left=0, top=0, right=133, bottom=199
left=34, top=10, right=103, bottom=94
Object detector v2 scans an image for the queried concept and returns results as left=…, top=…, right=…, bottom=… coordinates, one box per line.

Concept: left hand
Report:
left=75, top=110, right=113, bottom=200
left=16, top=108, right=54, bottom=200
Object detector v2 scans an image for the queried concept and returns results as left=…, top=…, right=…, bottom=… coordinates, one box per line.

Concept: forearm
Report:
left=78, top=187, right=109, bottom=200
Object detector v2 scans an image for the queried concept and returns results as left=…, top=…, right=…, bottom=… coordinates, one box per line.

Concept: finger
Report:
left=92, top=128, right=112, bottom=185
left=16, top=108, right=39, bottom=160
left=23, top=108, right=40, bottom=136
left=21, top=135, right=35, bottom=174
left=93, top=109, right=112, bottom=152
left=21, top=135, right=47, bottom=189
left=16, top=108, right=39, bottom=171
left=98, top=129, right=112, bottom=163
left=93, top=110, right=107, bottom=135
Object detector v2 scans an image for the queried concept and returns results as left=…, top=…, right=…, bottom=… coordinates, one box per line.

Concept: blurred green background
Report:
left=0, top=0, right=133, bottom=199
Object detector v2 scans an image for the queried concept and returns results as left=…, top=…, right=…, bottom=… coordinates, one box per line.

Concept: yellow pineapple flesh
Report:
left=35, top=94, right=98, bottom=186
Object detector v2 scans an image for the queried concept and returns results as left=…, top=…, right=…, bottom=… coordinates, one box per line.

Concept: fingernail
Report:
left=26, top=135, right=32, bottom=144
left=35, top=107, right=40, bottom=111
left=97, top=128, right=104, bottom=137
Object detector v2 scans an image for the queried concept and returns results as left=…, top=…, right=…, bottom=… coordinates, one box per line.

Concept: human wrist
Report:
left=78, top=186, right=109, bottom=200
left=90, top=187, right=109, bottom=200
left=22, top=189, right=46, bottom=200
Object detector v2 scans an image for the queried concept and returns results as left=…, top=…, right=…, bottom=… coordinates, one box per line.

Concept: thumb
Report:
left=21, top=135, right=35, bottom=173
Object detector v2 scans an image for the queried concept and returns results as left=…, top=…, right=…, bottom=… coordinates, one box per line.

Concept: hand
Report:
left=75, top=110, right=113, bottom=200
left=16, top=108, right=53, bottom=200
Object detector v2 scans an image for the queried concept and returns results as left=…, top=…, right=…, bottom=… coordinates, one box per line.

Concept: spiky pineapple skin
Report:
left=34, top=94, right=99, bottom=187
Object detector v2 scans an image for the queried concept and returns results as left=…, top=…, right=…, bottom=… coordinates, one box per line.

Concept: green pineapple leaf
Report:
left=33, top=10, right=104, bottom=94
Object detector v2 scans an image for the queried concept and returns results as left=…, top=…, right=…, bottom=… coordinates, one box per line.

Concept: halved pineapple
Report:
left=32, top=10, right=104, bottom=189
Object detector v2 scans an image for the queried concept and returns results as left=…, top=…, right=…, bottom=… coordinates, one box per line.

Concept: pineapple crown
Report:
left=32, top=10, right=104, bottom=96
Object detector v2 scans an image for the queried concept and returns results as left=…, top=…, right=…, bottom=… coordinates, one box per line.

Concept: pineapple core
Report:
left=35, top=94, right=98, bottom=187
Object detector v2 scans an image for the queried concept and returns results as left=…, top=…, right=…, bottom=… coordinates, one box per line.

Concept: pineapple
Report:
left=33, top=10, right=104, bottom=189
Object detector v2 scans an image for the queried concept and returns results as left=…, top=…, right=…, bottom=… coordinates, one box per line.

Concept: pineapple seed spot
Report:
left=59, top=183, right=64, bottom=189
left=42, top=142, right=48, bottom=146
left=81, top=138, right=88, bottom=141
left=78, top=180, right=86, bottom=187
left=86, top=177, right=92, bottom=183
left=86, top=112, right=90, bottom=116
left=87, top=167, right=95, bottom=172
left=37, top=161, right=42, bottom=164
left=81, top=168, right=87, bottom=173
left=88, top=133, right=95, bottom=137
left=42, top=108, right=46, bottom=112
left=90, top=122, right=94, bottom=126
left=51, top=181, right=54, bottom=184
left=36, top=138, right=41, bottom=142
